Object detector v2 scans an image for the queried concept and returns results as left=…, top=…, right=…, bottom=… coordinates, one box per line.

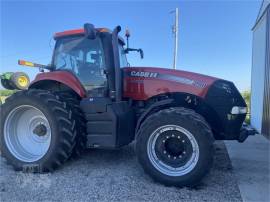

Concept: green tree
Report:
left=242, top=90, right=251, bottom=124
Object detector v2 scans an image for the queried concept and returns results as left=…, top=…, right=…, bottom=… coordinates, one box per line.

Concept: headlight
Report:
left=231, top=106, right=247, bottom=114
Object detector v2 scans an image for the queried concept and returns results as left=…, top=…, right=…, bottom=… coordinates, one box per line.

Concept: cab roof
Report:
left=54, top=27, right=125, bottom=44
left=54, top=28, right=111, bottom=39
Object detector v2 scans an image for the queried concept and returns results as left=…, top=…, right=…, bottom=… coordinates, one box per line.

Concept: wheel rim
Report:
left=18, top=76, right=29, bottom=87
left=147, top=125, right=199, bottom=176
left=4, top=105, right=51, bottom=162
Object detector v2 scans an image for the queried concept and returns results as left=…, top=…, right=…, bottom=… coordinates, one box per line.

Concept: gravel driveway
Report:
left=0, top=141, right=242, bottom=202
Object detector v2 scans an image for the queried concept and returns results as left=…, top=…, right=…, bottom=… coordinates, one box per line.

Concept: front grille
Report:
left=205, top=80, right=246, bottom=139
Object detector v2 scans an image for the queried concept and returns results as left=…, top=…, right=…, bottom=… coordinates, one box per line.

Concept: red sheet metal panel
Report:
left=123, top=67, right=219, bottom=100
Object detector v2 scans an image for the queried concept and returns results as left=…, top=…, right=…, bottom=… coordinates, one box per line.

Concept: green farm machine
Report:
left=0, top=72, right=30, bottom=90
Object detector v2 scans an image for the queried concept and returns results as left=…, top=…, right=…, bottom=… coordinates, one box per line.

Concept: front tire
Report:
left=136, top=107, right=214, bottom=187
left=0, top=89, right=76, bottom=172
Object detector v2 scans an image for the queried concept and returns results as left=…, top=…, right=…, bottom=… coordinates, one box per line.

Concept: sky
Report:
left=0, top=0, right=262, bottom=91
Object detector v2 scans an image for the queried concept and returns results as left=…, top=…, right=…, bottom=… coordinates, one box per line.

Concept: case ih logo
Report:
left=128, top=71, right=207, bottom=89
left=130, top=71, right=158, bottom=78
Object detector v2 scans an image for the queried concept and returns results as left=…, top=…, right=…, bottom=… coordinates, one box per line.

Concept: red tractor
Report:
left=0, top=24, right=256, bottom=187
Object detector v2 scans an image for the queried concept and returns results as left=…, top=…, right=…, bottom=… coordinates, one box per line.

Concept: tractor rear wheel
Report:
left=55, top=91, right=86, bottom=158
left=0, top=89, right=76, bottom=172
left=136, top=107, right=214, bottom=187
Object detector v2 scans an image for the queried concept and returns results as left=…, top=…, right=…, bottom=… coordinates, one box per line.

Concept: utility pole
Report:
left=172, top=8, right=179, bottom=70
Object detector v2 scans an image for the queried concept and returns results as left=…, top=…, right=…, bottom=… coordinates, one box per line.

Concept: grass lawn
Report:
left=0, top=96, right=7, bottom=104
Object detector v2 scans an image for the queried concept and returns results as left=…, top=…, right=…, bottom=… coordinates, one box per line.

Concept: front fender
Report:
left=29, top=71, right=86, bottom=97
left=135, top=99, right=175, bottom=134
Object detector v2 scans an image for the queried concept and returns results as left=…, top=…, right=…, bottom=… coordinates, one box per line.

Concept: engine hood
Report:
left=123, top=67, right=220, bottom=100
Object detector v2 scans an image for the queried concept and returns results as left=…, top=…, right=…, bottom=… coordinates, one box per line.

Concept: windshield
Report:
left=53, top=36, right=106, bottom=90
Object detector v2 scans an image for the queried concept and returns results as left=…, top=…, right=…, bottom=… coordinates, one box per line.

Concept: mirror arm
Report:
left=124, top=48, right=144, bottom=59
left=125, top=48, right=139, bottom=53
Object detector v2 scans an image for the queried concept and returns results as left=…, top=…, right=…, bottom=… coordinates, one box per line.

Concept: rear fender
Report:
left=29, top=71, right=86, bottom=97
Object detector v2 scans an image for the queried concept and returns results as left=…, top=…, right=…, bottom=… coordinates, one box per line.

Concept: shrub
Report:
left=242, top=90, right=251, bottom=124
left=0, top=90, right=16, bottom=96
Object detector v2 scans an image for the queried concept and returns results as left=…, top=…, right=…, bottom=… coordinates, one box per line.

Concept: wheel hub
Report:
left=18, top=76, right=29, bottom=87
left=155, top=130, right=193, bottom=168
left=164, top=137, right=185, bottom=157
left=33, top=124, right=47, bottom=137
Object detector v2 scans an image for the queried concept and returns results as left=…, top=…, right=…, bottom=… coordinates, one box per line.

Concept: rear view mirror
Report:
left=125, top=48, right=144, bottom=59
left=84, top=23, right=96, bottom=39
left=139, top=49, right=144, bottom=59
left=124, top=28, right=144, bottom=59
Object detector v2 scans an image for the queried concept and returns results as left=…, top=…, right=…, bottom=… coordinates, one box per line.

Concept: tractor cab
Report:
left=52, top=24, right=140, bottom=99
left=53, top=34, right=109, bottom=92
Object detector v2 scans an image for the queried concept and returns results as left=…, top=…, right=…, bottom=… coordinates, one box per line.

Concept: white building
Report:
left=251, top=0, right=270, bottom=138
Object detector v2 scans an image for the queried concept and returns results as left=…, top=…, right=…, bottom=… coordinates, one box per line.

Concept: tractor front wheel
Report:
left=0, top=89, right=76, bottom=172
left=136, top=107, right=214, bottom=187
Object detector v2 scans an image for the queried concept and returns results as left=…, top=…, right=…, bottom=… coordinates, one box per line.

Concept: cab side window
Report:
left=118, top=45, right=128, bottom=68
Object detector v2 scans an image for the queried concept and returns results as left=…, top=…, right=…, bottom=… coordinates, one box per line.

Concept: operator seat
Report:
left=77, top=53, right=107, bottom=97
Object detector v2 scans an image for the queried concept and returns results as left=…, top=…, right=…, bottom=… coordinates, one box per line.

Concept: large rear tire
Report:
left=136, top=107, right=214, bottom=187
left=55, top=91, right=86, bottom=158
left=0, top=89, right=77, bottom=172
